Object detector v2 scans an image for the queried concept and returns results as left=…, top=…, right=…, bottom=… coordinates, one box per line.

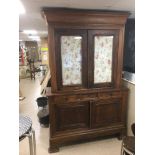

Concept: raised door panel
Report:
left=54, top=101, right=90, bottom=132
left=91, top=98, right=122, bottom=128
left=88, top=30, right=119, bottom=88
left=54, top=29, right=88, bottom=91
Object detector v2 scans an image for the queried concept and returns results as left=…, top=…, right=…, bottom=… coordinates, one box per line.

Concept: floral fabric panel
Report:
left=61, top=36, right=82, bottom=85
left=94, top=36, right=113, bottom=83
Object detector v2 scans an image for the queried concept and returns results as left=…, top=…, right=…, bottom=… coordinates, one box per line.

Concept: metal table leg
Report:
left=32, top=129, right=36, bottom=155
left=28, top=132, right=33, bottom=155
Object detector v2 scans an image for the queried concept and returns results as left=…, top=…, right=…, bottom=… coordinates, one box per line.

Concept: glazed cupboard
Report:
left=43, top=8, right=129, bottom=153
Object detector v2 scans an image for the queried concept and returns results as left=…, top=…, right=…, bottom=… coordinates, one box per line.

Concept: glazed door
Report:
left=88, top=30, right=119, bottom=88
left=55, top=29, right=88, bottom=91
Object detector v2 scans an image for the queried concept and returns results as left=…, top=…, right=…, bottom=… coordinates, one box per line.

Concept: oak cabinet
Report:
left=43, top=8, right=129, bottom=153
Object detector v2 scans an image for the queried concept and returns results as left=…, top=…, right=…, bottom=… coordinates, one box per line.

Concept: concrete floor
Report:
left=19, top=77, right=122, bottom=155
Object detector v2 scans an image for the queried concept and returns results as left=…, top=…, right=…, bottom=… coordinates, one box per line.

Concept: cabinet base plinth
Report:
left=48, top=146, right=59, bottom=153
left=49, top=127, right=126, bottom=153
left=117, top=129, right=126, bottom=140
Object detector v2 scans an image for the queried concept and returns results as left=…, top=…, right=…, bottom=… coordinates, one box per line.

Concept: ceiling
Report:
left=19, top=0, right=135, bottom=41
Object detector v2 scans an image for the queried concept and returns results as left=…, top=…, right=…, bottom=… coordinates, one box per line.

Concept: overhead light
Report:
left=28, top=36, right=40, bottom=39
left=74, top=36, right=82, bottom=40
left=32, top=38, right=41, bottom=42
left=19, top=0, right=25, bottom=14
left=28, top=36, right=40, bottom=41
left=35, top=38, right=41, bottom=42
left=23, top=30, right=37, bottom=35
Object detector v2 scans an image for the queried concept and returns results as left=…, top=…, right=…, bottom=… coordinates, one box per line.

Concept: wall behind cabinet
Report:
left=123, top=80, right=135, bottom=136
left=123, top=18, right=135, bottom=73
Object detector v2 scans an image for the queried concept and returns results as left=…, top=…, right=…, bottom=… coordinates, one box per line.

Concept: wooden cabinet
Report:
left=43, top=8, right=129, bottom=153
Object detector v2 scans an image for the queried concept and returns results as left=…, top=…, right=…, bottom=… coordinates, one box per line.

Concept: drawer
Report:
left=53, top=95, right=77, bottom=103
left=79, top=93, right=98, bottom=100
left=53, top=92, right=121, bottom=103
left=54, top=93, right=98, bottom=103
left=98, top=92, right=122, bottom=99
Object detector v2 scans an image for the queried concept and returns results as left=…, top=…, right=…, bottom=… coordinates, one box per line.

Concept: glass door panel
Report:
left=55, top=29, right=87, bottom=91
left=88, top=30, right=119, bottom=88
left=94, top=36, right=113, bottom=83
left=61, top=36, right=82, bottom=85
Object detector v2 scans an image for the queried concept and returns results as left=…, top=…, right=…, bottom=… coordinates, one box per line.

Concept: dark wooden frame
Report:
left=54, top=29, right=120, bottom=90
left=91, top=98, right=122, bottom=128
left=43, top=8, right=129, bottom=153
left=54, top=29, right=88, bottom=91
left=88, top=29, right=119, bottom=88
left=43, top=8, right=129, bottom=92
left=54, top=101, right=90, bottom=132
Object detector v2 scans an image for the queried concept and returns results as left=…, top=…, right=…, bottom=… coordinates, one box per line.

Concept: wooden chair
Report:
left=27, top=59, right=36, bottom=80
left=27, top=59, right=41, bottom=80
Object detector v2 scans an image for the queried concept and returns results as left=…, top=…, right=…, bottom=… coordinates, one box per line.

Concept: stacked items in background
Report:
left=36, top=97, right=49, bottom=127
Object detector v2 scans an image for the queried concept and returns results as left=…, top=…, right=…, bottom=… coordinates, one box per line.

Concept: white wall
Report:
left=123, top=80, right=135, bottom=136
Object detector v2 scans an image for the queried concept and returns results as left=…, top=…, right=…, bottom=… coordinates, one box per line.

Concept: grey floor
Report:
left=19, top=77, right=122, bottom=155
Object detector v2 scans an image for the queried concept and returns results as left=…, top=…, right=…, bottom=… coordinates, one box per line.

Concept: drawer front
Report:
left=53, top=93, right=98, bottom=103
left=91, top=98, right=122, bottom=128
left=98, top=92, right=122, bottom=99
left=54, top=101, right=90, bottom=132
left=53, top=91, right=121, bottom=103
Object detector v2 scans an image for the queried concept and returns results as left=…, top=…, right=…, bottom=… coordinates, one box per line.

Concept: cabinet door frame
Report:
left=53, top=101, right=90, bottom=133
left=90, top=98, right=122, bottom=128
left=55, top=29, right=88, bottom=91
left=88, top=29, right=119, bottom=88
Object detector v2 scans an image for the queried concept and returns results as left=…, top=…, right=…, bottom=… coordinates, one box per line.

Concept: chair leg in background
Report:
left=120, top=141, right=123, bottom=155
left=28, top=132, right=33, bottom=155
left=32, top=129, right=36, bottom=155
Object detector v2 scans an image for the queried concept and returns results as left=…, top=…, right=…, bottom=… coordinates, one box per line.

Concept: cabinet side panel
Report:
left=48, top=26, right=58, bottom=91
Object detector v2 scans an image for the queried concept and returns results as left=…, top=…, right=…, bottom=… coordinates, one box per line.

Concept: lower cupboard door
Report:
left=91, top=98, right=122, bottom=128
left=54, top=101, right=90, bottom=132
